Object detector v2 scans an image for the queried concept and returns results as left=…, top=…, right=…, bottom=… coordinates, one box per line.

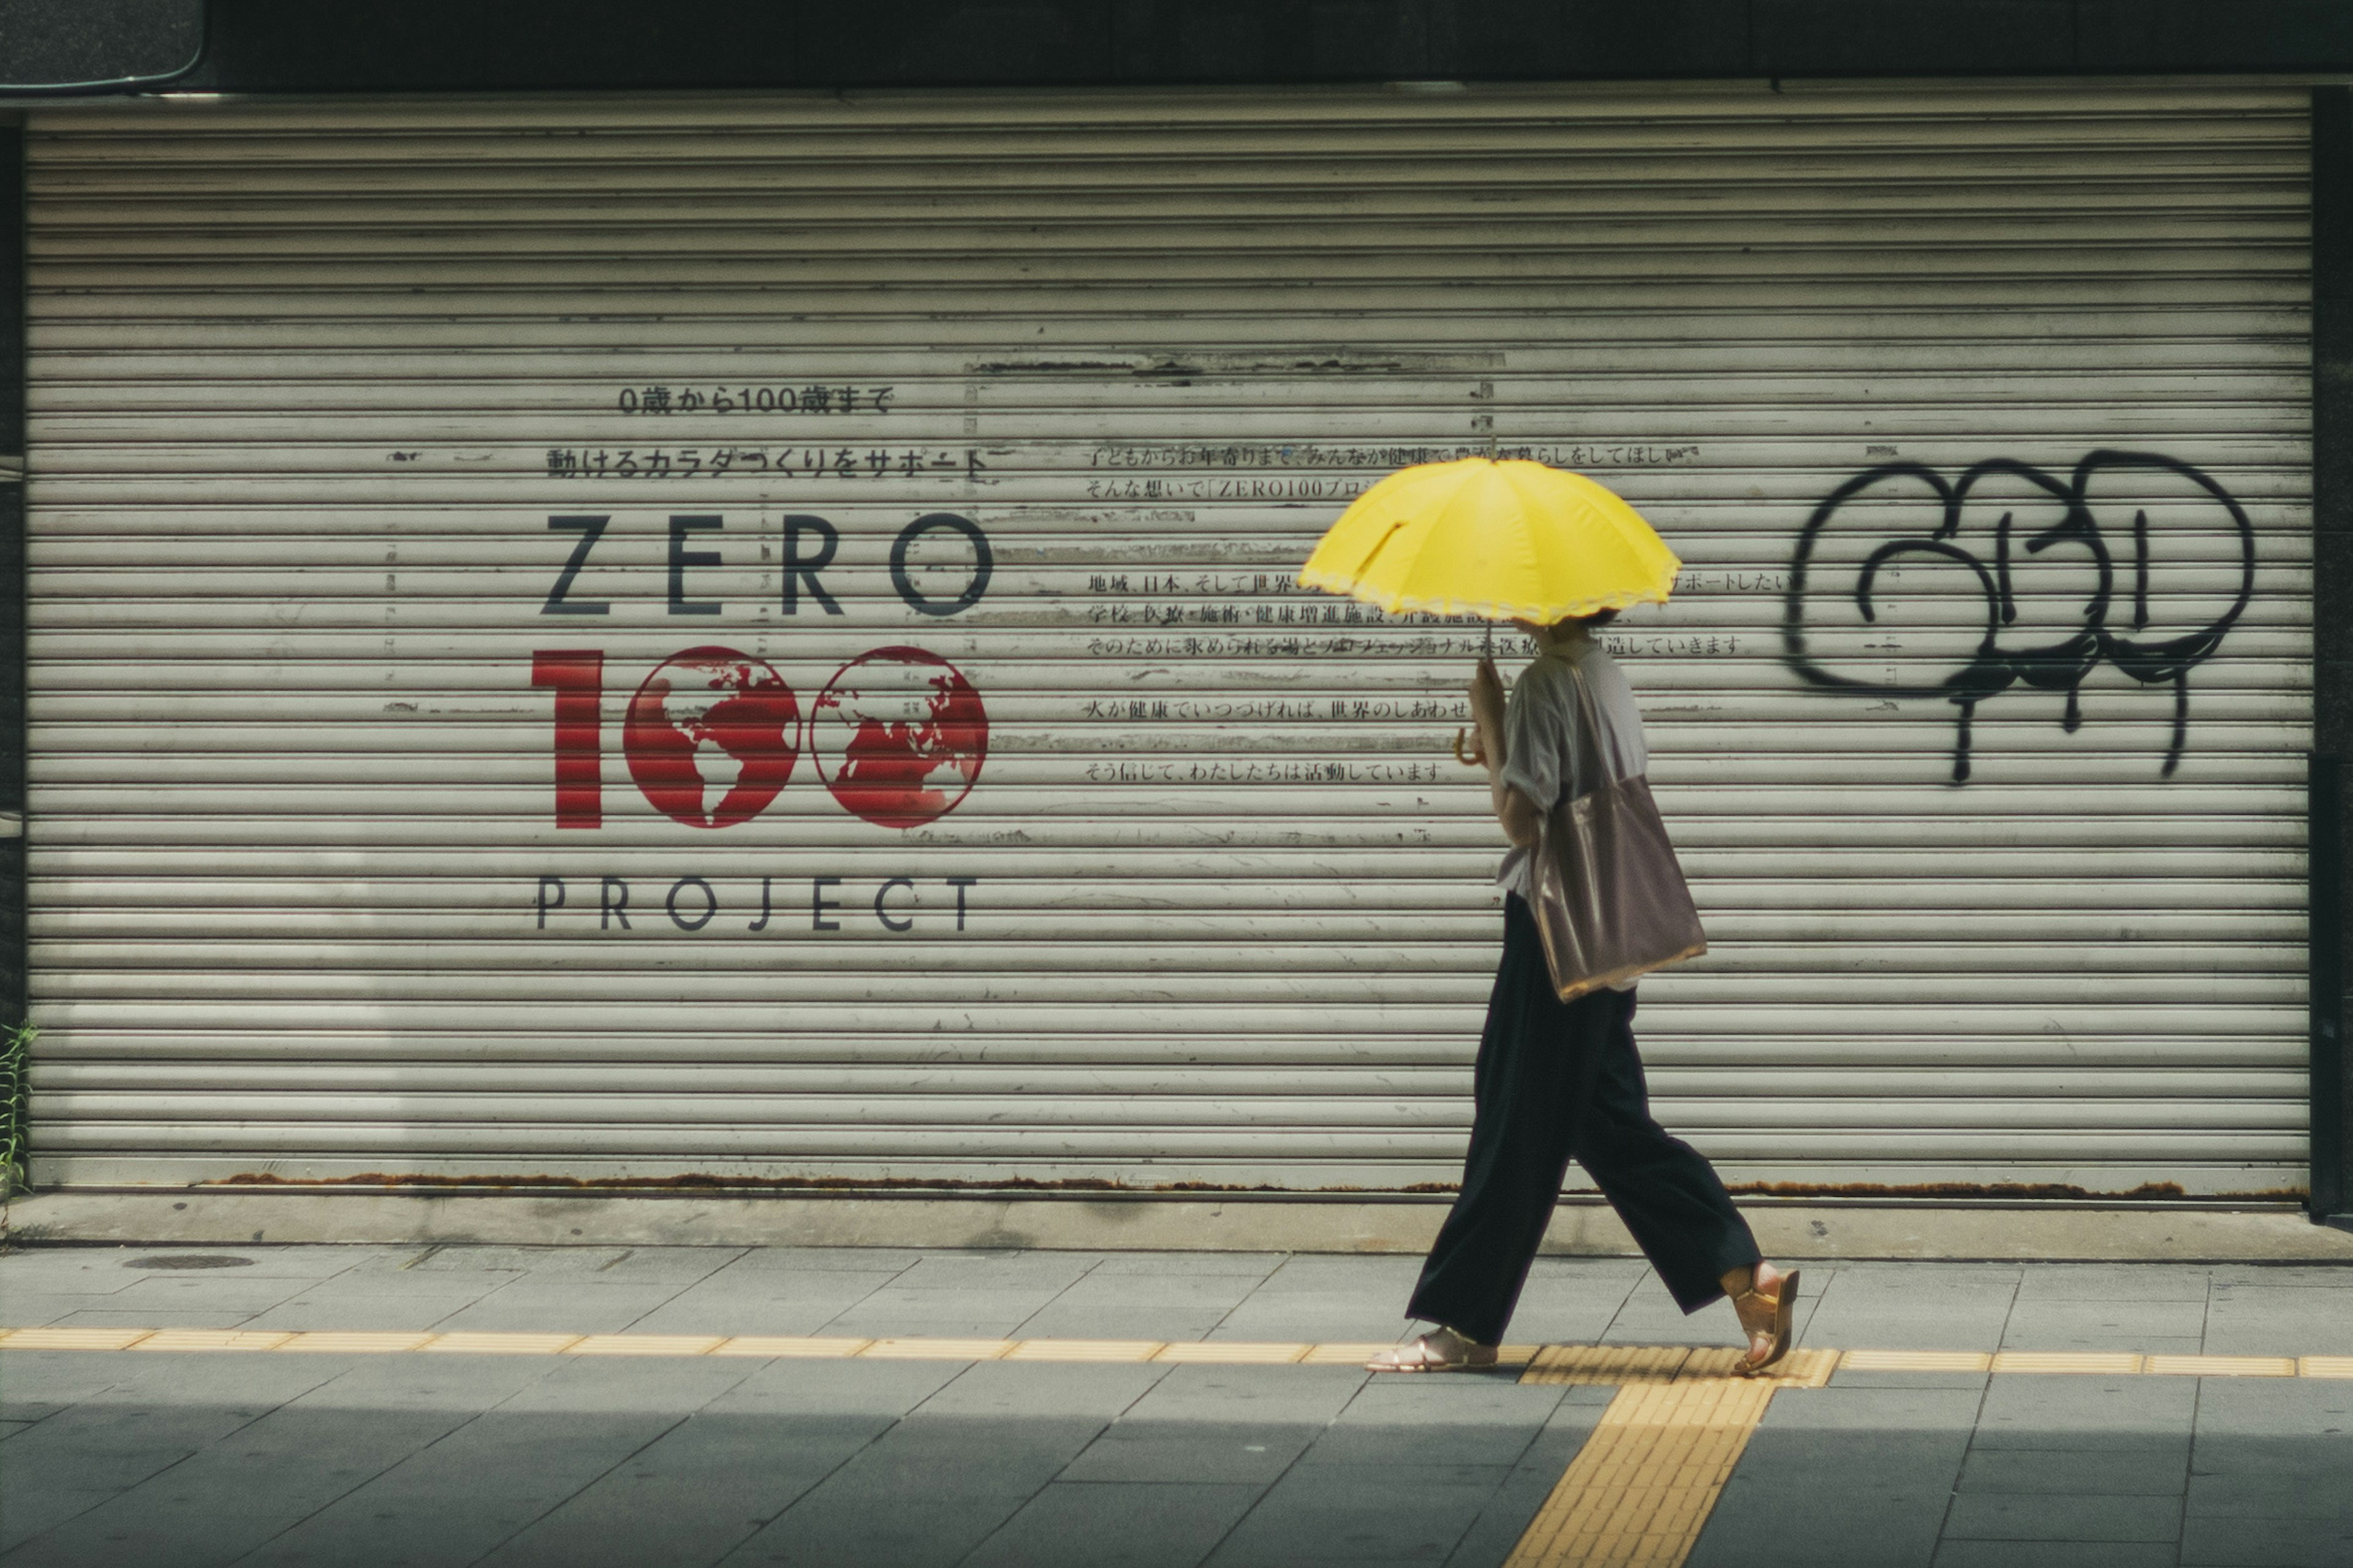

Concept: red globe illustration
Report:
left=623, top=648, right=800, bottom=828
left=811, top=647, right=988, bottom=829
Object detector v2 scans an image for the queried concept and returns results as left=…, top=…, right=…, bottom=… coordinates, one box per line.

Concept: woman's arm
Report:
left=1467, top=656, right=1542, bottom=847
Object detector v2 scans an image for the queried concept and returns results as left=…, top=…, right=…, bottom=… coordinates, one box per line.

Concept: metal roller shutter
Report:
left=21, top=82, right=2313, bottom=1197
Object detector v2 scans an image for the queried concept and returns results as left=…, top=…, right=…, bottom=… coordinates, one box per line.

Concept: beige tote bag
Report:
left=1526, top=673, right=1707, bottom=1001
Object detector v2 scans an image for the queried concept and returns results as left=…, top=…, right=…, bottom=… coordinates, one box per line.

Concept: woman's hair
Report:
left=1567, top=608, right=1620, bottom=629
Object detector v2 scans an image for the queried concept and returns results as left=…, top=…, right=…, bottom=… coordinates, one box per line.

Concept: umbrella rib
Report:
left=1347, top=519, right=1414, bottom=588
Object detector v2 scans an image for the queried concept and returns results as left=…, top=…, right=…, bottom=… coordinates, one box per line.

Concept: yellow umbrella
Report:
left=1296, top=456, right=1680, bottom=627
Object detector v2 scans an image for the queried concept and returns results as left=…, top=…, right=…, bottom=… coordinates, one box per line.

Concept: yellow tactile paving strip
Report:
left=1506, top=1376, right=1778, bottom=1568
left=1521, top=1343, right=1837, bottom=1388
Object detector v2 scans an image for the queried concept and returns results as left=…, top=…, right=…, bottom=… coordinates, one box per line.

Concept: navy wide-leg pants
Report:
left=1406, top=894, right=1762, bottom=1345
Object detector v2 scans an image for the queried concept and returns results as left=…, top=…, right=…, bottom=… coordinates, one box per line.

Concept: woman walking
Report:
left=1368, top=611, right=1797, bottom=1376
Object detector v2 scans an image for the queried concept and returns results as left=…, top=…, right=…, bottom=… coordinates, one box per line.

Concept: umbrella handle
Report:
left=1452, top=727, right=1486, bottom=768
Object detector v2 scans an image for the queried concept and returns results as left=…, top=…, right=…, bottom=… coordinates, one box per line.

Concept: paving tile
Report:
left=1248, top=1256, right=1429, bottom=1295
left=1934, top=1542, right=2181, bottom=1567
left=264, top=1268, right=519, bottom=1303
left=1702, top=1382, right=1976, bottom=1566
left=2186, top=1471, right=2353, bottom=1523
left=1015, top=1305, right=1233, bottom=1341
left=2186, top=1385, right=2353, bottom=1529
left=1206, top=1461, right=1512, bottom=1567
left=2201, top=1287, right=2353, bottom=1355
left=1015, top=1273, right=1263, bottom=1341
left=478, top=1409, right=898, bottom=1568
left=1480, top=1262, right=1646, bottom=1343
left=817, top=1284, right=1065, bottom=1337
left=700, top=1355, right=966, bottom=1418
left=1084, top=1252, right=1287, bottom=1278
left=0, top=1249, right=150, bottom=1284
left=2191, top=1377, right=2353, bottom=1440
left=892, top=1251, right=1102, bottom=1291
left=916, top=1360, right=1166, bottom=1420
left=0, top=1361, right=347, bottom=1557
left=1942, top=1490, right=2182, bottom=1543
left=287, top=1350, right=564, bottom=1414
left=26, top=1246, right=392, bottom=1283
left=1120, top=1365, right=1366, bottom=1423
left=335, top=1247, right=452, bottom=1273
left=1487, top=1299, right=1631, bottom=1344
left=1813, top=1263, right=2021, bottom=1295
left=1597, top=1277, right=1750, bottom=1349
left=0, top=1407, right=252, bottom=1552
left=960, top=1480, right=1265, bottom=1568
left=7, top=1400, right=490, bottom=1568
left=0, top=1361, right=102, bottom=1419
left=74, top=1277, right=310, bottom=1319
left=713, top=1246, right=925, bottom=1273
left=0, top=1291, right=153, bottom=1327
left=2181, top=1512, right=2353, bottom=1566
left=684, top=1262, right=909, bottom=1300
left=237, top=1407, right=696, bottom=1567
left=0, top=1346, right=341, bottom=1406
left=402, top=1245, right=634, bottom=1274
left=1207, top=1296, right=1420, bottom=1343
left=238, top=1290, right=507, bottom=1332
left=428, top=1281, right=699, bottom=1333
left=1061, top=1419, right=1325, bottom=1485
left=2204, top=1266, right=2353, bottom=1290
left=1959, top=1445, right=2188, bottom=1496
left=498, top=1355, right=758, bottom=1415
left=1999, top=1298, right=2210, bottom=1349
left=618, top=1273, right=905, bottom=1336
left=1974, top=1374, right=2199, bottom=1453
left=1802, top=1305, right=2012, bottom=1353
left=2011, top=1265, right=2215, bottom=1302
left=726, top=1415, right=1107, bottom=1568
left=1031, top=1271, right=1264, bottom=1314
left=545, top=1246, right=748, bottom=1282
left=45, top=1308, right=260, bottom=1330
left=1299, top=1376, right=1565, bottom=1468
left=1749, top=1384, right=1987, bottom=1435
left=1691, top=1482, right=1953, bottom=1568
left=1439, top=1400, right=1605, bottom=1568
left=0, top=1262, right=138, bottom=1298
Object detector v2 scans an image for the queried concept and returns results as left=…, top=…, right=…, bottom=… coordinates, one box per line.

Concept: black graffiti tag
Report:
left=1783, top=452, right=2254, bottom=783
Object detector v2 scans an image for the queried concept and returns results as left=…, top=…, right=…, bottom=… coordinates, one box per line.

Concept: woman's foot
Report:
left=1366, top=1325, right=1499, bottom=1373
left=1724, top=1262, right=1800, bottom=1376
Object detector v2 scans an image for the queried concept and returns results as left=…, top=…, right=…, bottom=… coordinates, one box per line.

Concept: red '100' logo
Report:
left=531, top=647, right=987, bottom=831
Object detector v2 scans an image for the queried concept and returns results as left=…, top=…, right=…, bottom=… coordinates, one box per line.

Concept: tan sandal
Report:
left=1366, top=1327, right=1499, bottom=1374
left=1732, top=1267, right=1800, bottom=1377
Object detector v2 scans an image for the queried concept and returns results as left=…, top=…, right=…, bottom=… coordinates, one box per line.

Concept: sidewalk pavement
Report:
left=1, top=1242, right=2348, bottom=1567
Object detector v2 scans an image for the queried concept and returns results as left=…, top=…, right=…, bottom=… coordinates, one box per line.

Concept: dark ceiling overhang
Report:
left=7, top=0, right=2353, bottom=96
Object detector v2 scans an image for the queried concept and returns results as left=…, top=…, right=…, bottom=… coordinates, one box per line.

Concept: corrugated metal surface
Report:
left=21, top=83, right=2313, bottom=1194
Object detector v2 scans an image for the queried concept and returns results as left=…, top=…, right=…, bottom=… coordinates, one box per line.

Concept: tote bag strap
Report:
left=1555, top=651, right=1609, bottom=807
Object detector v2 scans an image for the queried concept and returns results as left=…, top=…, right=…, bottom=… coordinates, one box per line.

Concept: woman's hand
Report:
left=1467, top=656, right=1506, bottom=754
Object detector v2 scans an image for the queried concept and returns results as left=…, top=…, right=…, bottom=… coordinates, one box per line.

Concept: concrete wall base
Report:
left=7, top=1190, right=2353, bottom=1262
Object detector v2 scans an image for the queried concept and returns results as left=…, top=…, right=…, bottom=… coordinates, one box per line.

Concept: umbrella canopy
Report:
left=1296, top=456, right=1680, bottom=624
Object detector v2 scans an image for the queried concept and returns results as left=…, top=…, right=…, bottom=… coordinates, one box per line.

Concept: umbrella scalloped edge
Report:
left=1293, top=567, right=1673, bottom=626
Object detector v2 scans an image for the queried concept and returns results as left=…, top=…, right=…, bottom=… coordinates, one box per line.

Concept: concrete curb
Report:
left=6, top=1191, right=2353, bottom=1261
